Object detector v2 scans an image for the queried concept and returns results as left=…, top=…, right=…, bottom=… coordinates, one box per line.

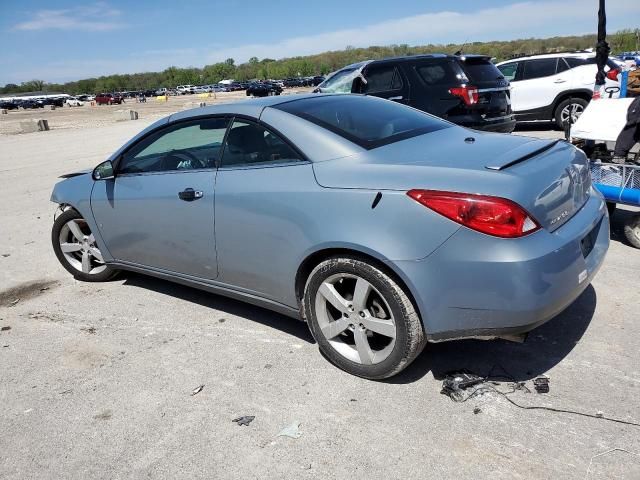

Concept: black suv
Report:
left=315, top=54, right=515, bottom=133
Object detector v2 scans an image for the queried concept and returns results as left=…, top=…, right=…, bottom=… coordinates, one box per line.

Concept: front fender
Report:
left=50, top=174, right=114, bottom=261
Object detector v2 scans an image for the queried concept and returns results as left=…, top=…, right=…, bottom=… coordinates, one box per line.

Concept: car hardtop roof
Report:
left=340, top=53, right=491, bottom=71
left=497, top=51, right=596, bottom=63
left=168, top=93, right=340, bottom=122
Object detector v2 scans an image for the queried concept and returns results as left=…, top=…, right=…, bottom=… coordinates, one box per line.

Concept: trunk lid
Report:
left=312, top=128, right=591, bottom=232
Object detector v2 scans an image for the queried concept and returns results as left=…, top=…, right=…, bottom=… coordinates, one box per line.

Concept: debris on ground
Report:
left=9, top=299, right=19, bottom=307
left=441, top=372, right=485, bottom=401
left=80, top=326, right=96, bottom=334
left=1, top=326, right=11, bottom=332
left=1, top=253, right=10, bottom=257
left=218, top=318, right=226, bottom=323
left=233, top=415, right=255, bottom=426
left=190, top=384, right=204, bottom=396
left=473, top=407, right=481, bottom=414
left=277, top=422, right=302, bottom=439
left=533, top=375, right=550, bottom=393
left=264, top=364, right=273, bottom=369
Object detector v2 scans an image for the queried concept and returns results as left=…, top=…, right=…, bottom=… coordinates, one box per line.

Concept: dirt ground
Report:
left=0, top=88, right=312, bottom=135
left=1, top=101, right=639, bottom=479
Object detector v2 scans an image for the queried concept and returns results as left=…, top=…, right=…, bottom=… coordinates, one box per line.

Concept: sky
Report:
left=1, top=0, right=638, bottom=84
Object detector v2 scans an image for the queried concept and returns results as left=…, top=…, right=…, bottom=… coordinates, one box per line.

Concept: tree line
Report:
left=2, top=29, right=638, bottom=95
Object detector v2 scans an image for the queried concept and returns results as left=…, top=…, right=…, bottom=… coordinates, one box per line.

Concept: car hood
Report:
left=58, top=168, right=92, bottom=179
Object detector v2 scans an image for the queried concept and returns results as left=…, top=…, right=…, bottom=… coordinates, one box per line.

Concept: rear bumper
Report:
left=453, top=115, right=516, bottom=133
left=390, top=190, right=609, bottom=341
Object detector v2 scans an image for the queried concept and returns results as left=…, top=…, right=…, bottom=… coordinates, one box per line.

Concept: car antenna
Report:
left=454, top=39, right=468, bottom=56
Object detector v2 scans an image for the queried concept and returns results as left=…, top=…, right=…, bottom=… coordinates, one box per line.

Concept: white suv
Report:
left=496, top=52, right=621, bottom=128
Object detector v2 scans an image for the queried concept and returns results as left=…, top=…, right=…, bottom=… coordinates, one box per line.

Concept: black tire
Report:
left=607, top=202, right=616, bottom=218
left=303, top=256, right=426, bottom=380
left=624, top=214, right=640, bottom=249
left=554, top=97, right=589, bottom=130
left=51, top=209, right=118, bottom=282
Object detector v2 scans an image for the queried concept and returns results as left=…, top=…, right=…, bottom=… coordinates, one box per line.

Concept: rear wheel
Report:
left=51, top=209, right=118, bottom=282
left=303, top=256, right=425, bottom=379
left=624, top=214, right=640, bottom=249
left=554, top=97, right=588, bottom=129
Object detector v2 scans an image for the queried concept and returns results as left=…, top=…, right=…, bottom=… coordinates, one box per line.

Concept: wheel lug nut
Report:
left=359, top=312, right=365, bottom=317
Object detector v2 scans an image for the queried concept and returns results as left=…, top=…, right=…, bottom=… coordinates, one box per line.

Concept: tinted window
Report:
left=556, top=58, right=569, bottom=73
left=220, top=120, right=302, bottom=167
left=275, top=95, right=451, bottom=149
left=364, top=65, right=402, bottom=93
left=498, top=62, right=519, bottom=81
left=415, top=60, right=460, bottom=86
left=119, top=118, right=230, bottom=174
left=461, top=58, right=504, bottom=82
left=522, top=59, right=558, bottom=80
left=565, top=57, right=590, bottom=68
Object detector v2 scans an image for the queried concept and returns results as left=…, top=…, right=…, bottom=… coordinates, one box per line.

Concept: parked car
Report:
left=246, top=82, right=283, bottom=97
left=95, top=93, right=124, bottom=105
left=17, top=99, right=42, bottom=109
left=316, top=54, right=515, bottom=133
left=0, top=100, right=19, bottom=110
left=496, top=52, right=621, bottom=128
left=77, top=95, right=94, bottom=102
left=311, top=75, right=325, bottom=86
left=176, top=85, right=195, bottom=94
left=65, top=97, right=84, bottom=107
left=50, top=94, right=608, bottom=379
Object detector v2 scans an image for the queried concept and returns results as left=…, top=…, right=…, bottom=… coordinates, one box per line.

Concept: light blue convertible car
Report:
left=51, top=94, right=609, bottom=379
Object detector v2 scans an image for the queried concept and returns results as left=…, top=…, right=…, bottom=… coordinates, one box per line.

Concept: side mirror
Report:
left=93, top=160, right=114, bottom=180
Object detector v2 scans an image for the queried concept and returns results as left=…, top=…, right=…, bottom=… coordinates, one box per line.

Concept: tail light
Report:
left=448, top=85, right=479, bottom=106
left=407, top=190, right=540, bottom=238
left=606, top=68, right=620, bottom=81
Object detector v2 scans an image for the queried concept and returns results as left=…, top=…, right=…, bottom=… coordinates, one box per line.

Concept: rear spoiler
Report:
left=485, top=139, right=563, bottom=171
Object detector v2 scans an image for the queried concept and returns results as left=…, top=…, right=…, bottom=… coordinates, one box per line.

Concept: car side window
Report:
left=414, top=60, right=459, bottom=86
left=220, top=120, right=302, bottom=167
left=363, top=66, right=403, bottom=93
left=521, top=58, right=558, bottom=80
left=556, top=58, right=570, bottom=73
left=119, top=117, right=230, bottom=174
left=498, top=62, right=519, bottom=81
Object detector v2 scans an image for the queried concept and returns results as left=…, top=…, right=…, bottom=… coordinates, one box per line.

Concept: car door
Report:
left=361, top=63, right=409, bottom=105
left=508, top=58, right=570, bottom=113
left=213, top=118, right=313, bottom=301
left=91, top=116, right=231, bottom=279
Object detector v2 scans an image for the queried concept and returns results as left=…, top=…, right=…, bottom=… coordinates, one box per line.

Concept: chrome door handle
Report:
left=178, top=188, right=203, bottom=201
left=554, top=79, right=567, bottom=83
left=389, top=96, right=403, bottom=101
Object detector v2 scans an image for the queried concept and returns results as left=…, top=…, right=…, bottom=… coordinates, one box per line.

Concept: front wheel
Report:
left=624, top=214, right=640, bottom=249
left=555, top=97, right=588, bottom=129
left=51, top=209, right=118, bottom=282
left=303, top=256, right=425, bottom=379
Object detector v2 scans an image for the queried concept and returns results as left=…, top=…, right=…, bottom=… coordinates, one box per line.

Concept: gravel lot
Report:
left=1, top=102, right=639, bottom=479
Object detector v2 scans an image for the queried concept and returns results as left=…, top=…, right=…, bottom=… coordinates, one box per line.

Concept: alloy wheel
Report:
left=560, top=103, right=584, bottom=125
left=314, top=273, right=396, bottom=365
left=58, top=218, right=107, bottom=275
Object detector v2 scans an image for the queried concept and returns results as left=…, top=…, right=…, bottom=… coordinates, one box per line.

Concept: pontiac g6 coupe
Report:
left=51, top=94, right=608, bottom=379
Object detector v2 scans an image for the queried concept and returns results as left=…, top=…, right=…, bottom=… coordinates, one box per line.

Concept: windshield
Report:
left=276, top=95, right=451, bottom=149
left=317, top=68, right=361, bottom=93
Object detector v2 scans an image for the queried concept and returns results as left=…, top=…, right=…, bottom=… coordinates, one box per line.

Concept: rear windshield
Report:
left=461, top=58, right=504, bottom=82
left=275, top=95, right=451, bottom=149
left=414, top=59, right=461, bottom=86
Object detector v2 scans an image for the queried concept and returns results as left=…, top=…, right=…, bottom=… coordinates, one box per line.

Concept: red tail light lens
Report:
left=407, top=190, right=540, bottom=238
left=606, top=68, right=620, bottom=81
left=448, top=85, right=479, bottom=106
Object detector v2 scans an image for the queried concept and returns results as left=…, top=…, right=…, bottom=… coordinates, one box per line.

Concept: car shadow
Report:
left=386, top=284, right=597, bottom=384
left=610, top=206, right=639, bottom=248
left=121, top=273, right=315, bottom=344
left=513, top=121, right=559, bottom=132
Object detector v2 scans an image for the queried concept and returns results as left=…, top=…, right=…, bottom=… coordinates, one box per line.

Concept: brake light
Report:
left=606, top=68, right=620, bottom=81
left=407, top=190, right=540, bottom=238
left=448, top=85, right=479, bottom=106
